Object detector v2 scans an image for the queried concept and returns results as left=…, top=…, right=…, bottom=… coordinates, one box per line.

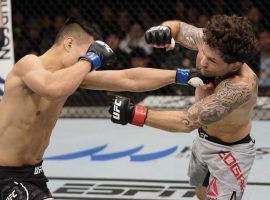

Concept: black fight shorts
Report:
left=0, top=161, right=53, bottom=200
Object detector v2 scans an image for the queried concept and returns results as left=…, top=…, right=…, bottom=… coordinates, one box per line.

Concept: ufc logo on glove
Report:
left=113, top=99, right=122, bottom=120
left=109, top=96, right=148, bottom=126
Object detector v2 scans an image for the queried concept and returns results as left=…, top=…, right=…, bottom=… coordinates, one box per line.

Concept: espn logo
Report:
left=51, top=178, right=196, bottom=199
left=113, top=98, right=122, bottom=120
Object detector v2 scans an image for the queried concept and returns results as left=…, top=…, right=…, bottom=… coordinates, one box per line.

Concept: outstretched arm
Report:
left=162, top=20, right=204, bottom=51
left=81, top=68, right=176, bottom=92
left=145, top=80, right=252, bottom=132
left=109, top=78, right=254, bottom=131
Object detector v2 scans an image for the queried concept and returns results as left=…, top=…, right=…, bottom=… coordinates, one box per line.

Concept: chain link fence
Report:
left=12, top=0, right=270, bottom=118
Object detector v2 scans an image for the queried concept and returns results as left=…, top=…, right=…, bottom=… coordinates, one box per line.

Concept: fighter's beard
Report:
left=214, top=69, right=241, bottom=86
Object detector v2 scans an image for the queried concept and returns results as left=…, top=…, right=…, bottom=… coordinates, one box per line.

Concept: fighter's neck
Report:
left=214, top=63, right=246, bottom=85
left=39, top=46, right=65, bottom=71
left=219, top=63, right=246, bottom=80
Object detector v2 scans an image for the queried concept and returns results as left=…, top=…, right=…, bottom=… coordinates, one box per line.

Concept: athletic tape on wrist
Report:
left=131, top=105, right=148, bottom=127
left=79, top=52, right=101, bottom=69
left=176, top=68, right=190, bottom=85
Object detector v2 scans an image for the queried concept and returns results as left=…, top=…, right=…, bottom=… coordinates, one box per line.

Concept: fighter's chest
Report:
left=195, top=77, right=223, bottom=101
left=29, top=95, right=66, bottom=118
left=195, top=87, right=215, bottom=101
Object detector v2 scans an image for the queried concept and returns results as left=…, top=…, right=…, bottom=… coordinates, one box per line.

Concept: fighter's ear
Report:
left=229, top=61, right=242, bottom=72
left=63, top=37, right=74, bottom=52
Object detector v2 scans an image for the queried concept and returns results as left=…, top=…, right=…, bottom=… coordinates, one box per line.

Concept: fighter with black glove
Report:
left=109, top=95, right=147, bottom=127
left=79, top=40, right=116, bottom=70
left=145, top=25, right=175, bottom=50
left=176, top=68, right=214, bottom=87
left=146, top=25, right=214, bottom=86
left=108, top=66, right=215, bottom=126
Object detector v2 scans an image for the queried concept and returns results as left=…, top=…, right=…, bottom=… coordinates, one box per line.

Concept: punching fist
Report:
left=176, top=68, right=215, bottom=87
left=79, top=40, right=116, bottom=70
left=109, top=96, right=148, bottom=127
left=145, top=25, right=175, bottom=50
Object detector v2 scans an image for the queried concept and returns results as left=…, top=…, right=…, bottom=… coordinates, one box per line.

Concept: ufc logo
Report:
left=5, top=190, right=17, bottom=200
left=113, top=99, right=122, bottom=120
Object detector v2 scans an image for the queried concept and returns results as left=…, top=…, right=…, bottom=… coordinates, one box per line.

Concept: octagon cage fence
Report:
left=12, top=0, right=270, bottom=119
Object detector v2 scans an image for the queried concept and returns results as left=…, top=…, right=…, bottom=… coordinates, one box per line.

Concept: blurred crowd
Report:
left=12, top=0, right=270, bottom=104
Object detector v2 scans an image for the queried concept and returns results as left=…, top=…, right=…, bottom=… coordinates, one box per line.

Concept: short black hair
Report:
left=54, top=17, right=101, bottom=43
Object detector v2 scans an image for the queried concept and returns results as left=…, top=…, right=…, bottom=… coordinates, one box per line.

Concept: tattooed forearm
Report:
left=181, top=113, right=201, bottom=130
left=178, top=22, right=204, bottom=50
left=183, top=80, right=252, bottom=128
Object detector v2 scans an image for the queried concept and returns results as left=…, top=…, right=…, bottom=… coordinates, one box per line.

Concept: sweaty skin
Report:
left=146, top=21, right=258, bottom=143
left=192, top=64, right=257, bottom=142
left=0, top=57, right=67, bottom=166
left=0, top=52, right=176, bottom=167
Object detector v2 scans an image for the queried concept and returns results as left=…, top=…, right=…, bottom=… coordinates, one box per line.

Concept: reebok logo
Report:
left=207, top=178, right=218, bottom=198
left=113, top=98, right=122, bottom=120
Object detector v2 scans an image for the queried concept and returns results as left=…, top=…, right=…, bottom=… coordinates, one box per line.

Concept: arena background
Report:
left=10, top=0, right=270, bottom=118
left=0, top=0, right=270, bottom=199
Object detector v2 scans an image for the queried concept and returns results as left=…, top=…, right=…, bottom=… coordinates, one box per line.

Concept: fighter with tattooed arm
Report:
left=0, top=15, right=214, bottom=199
left=109, top=15, right=258, bottom=200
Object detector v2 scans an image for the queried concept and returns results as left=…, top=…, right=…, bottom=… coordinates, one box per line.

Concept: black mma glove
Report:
left=176, top=68, right=215, bottom=87
left=109, top=96, right=148, bottom=127
left=145, top=25, right=172, bottom=46
left=79, top=40, right=116, bottom=70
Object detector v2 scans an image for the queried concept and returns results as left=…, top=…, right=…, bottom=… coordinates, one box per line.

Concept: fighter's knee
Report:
left=196, top=186, right=206, bottom=200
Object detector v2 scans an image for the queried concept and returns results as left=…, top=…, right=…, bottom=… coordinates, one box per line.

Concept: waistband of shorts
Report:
left=198, top=128, right=253, bottom=146
left=0, top=161, right=45, bottom=179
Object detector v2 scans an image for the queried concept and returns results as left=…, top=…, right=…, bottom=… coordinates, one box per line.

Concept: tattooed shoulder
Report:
left=185, top=80, right=252, bottom=127
left=178, top=22, right=204, bottom=50
left=214, top=80, right=252, bottom=105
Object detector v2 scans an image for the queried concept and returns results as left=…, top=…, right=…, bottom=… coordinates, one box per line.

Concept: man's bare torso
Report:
left=0, top=56, right=66, bottom=166
left=195, top=51, right=258, bottom=143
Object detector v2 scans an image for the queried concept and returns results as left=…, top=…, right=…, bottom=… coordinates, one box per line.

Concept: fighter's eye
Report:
left=208, top=57, right=217, bottom=64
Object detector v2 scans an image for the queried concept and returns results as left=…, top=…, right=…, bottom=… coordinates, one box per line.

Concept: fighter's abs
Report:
left=0, top=94, right=65, bottom=166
